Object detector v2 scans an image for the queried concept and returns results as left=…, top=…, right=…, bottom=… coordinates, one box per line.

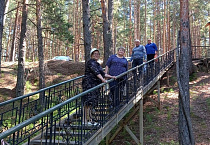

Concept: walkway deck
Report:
left=0, top=48, right=197, bottom=144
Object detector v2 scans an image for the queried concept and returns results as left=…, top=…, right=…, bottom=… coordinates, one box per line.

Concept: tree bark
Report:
left=36, top=0, right=45, bottom=91
left=144, top=0, right=147, bottom=44
left=3, top=0, right=9, bottom=25
left=6, top=24, right=12, bottom=61
left=129, top=0, right=132, bottom=55
left=74, top=0, right=79, bottom=62
left=163, top=0, right=166, bottom=52
left=82, top=0, right=91, bottom=63
left=101, top=0, right=110, bottom=66
left=16, top=0, right=28, bottom=97
left=108, top=0, right=113, bottom=54
left=178, top=0, right=195, bottom=144
left=0, top=0, right=6, bottom=74
left=10, top=2, right=20, bottom=62
left=153, top=0, right=156, bottom=43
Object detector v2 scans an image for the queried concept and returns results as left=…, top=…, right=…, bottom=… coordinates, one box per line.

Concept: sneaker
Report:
left=82, top=122, right=99, bottom=126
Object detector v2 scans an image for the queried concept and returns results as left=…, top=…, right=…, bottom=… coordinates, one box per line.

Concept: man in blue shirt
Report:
left=131, top=39, right=147, bottom=79
left=145, top=39, right=158, bottom=62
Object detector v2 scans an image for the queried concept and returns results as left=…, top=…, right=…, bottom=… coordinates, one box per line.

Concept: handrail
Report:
left=0, top=75, right=84, bottom=106
left=0, top=49, right=176, bottom=145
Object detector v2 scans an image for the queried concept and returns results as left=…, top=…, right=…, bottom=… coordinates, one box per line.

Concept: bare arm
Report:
left=105, top=66, right=109, bottom=74
left=97, top=74, right=107, bottom=83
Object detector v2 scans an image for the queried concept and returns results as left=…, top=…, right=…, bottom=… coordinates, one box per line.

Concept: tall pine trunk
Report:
left=10, top=2, right=20, bottom=62
left=101, top=0, right=110, bottom=66
left=0, top=0, right=6, bottom=74
left=82, top=0, right=91, bottom=63
left=36, top=0, right=45, bottom=91
left=108, top=0, right=113, bottom=54
left=178, top=0, right=195, bottom=144
left=16, top=0, right=28, bottom=97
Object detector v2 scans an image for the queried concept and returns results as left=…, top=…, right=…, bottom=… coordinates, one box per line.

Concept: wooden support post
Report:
left=106, top=133, right=110, bottom=145
left=157, top=81, right=161, bottom=110
left=166, top=71, right=169, bottom=86
left=108, top=106, right=139, bottom=143
left=140, top=98, right=143, bottom=144
left=125, top=125, right=140, bottom=144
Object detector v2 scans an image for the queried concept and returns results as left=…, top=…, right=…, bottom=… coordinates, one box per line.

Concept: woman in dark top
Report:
left=105, top=46, right=128, bottom=108
left=82, top=48, right=115, bottom=125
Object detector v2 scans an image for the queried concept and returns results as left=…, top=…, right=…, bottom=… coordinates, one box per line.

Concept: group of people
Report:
left=82, top=39, right=158, bottom=125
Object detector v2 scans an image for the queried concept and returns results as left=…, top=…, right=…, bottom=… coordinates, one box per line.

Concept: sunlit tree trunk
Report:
left=74, top=0, right=80, bottom=62
left=16, top=0, right=28, bottom=97
left=167, top=1, right=171, bottom=50
left=133, top=0, right=140, bottom=40
left=153, top=0, right=156, bottom=43
left=172, top=5, right=176, bottom=49
left=32, top=37, right=35, bottom=62
left=6, top=24, right=12, bottom=61
left=163, top=0, right=166, bottom=52
left=144, top=0, right=147, bottom=44
left=156, top=0, right=160, bottom=49
left=129, top=0, right=132, bottom=55
left=3, top=0, right=9, bottom=25
left=10, top=2, right=20, bottom=62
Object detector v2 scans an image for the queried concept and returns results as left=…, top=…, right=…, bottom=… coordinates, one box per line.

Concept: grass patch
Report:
left=206, top=98, right=210, bottom=110
left=1, top=72, right=5, bottom=77
left=0, top=79, right=3, bottom=83
left=189, top=73, right=197, bottom=82
left=169, top=88, right=174, bottom=93
left=26, top=81, right=32, bottom=91
left=160, top=140, right=179, bottom=145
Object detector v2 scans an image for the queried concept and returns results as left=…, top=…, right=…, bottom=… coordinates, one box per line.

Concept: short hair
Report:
left=148, top=39, right=151, bottom=41
left=135, top=39, right=140, bottom=42
left=117, top=46, right=126, bottom=52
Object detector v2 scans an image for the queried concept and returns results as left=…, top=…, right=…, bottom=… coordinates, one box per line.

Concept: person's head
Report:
left=117, top=46, right=126, bottom=56
left=135, top=39, right=140, bottom=47
left=90, top=48, right=100, bottom=60
left=147, top=39, right=152, bottom=44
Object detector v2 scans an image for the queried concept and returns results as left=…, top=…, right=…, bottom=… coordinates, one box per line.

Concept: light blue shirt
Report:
left=131, top=45, right=147, bottom=61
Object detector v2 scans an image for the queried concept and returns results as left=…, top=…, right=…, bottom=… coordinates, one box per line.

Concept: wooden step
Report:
left=44, top=130, right=88, bottom=138
left=30, top=139, right=76, bottom=145
left=56, top=123, right=100, bottom=130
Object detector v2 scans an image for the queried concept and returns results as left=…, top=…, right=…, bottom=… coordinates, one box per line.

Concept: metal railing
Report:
left=0, top=49, right=175, bottom=144
left=191, top=46, right=210, bottom=59
left=0, top=75, right=84, bottom=133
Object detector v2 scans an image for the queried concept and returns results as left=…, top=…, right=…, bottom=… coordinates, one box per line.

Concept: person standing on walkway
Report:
left=105, top=46, right=128, bottom=108
left=82, top=48, right=116, bottom=125
left=130, top=39, right=147, bottom=78
left=145, top=39, right=158, bottom=64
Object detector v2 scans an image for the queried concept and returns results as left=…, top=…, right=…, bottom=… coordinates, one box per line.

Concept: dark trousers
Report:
left=132, top=58, right=143, bottom=78
left=147, top=54, right=155, bottom=68
left=109, top=78, right=125, bottom=108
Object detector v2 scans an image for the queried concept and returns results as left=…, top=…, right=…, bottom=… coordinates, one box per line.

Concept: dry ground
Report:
left=0, top=61, right=209, bottom=144
left=0, top=60, right=85, bottom=100
left=108, top=66, right=210, bottom=145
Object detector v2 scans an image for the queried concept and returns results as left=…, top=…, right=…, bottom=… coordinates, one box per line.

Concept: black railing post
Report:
left=49, top=112, right=53, bottom=145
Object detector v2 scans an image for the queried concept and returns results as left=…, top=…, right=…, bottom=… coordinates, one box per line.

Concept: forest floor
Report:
left=108, top=65, right=210, bottom=145
left=0, top=61, right=210, bottom=144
